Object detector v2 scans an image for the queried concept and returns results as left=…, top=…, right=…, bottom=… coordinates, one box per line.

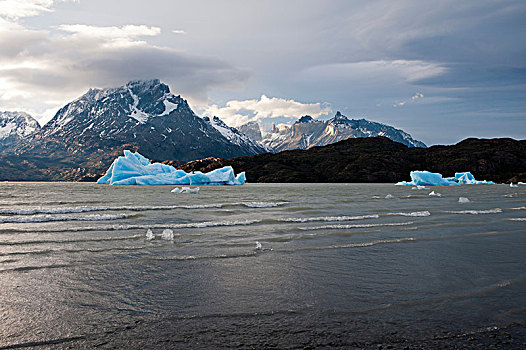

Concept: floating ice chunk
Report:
left=146, top=228, right=154, bottom=240
left=429, top=191, right=442, bottom=197
left=172, top=187, right=199, bottom=194
left=183, top=187, right=199, bottom=194
left=97, top=150, right=246, bottom=186
left=385, top=194, right=394, bottom=199
left=255, top=241, right=262, bottom=250
left=412, top=185, right=429, bottom=190
left=458, top=197, right=470, bottom=203
left=518, top=182, right=525, bottom=185
left=161, top=229, right=174, bottom=240
left=397, top=170, right=494, bottom=186
left=410, top=171, right=458, bottom=186
left=455, top=172, right=495, bottom=184
left=510, top=183, right=518, bottom=188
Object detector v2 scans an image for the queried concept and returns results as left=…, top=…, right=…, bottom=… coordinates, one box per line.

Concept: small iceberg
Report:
left=146, top=228, right=155, bottom=240
left=396, top=171, right=494, bottom=186
left=161, top=229, right=174, bottom=240
left=385, top=194, right=394, bottom=199
left=458, top=197, right=470, bottom=203
left=429, top=191, right=442, bottom=197
left=171, top=187, right=199, bottom=194
left=510, top=183, right=518, bottom=188
left=255, top=241, right=262, bottom=250
left=97, top=150, right=245, bottom=186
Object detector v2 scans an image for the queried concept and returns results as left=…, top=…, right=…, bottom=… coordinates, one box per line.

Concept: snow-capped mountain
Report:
left=204, top=116, right=271, bottom=154
left=18, top=79, right=267, bottom=162
left=260, top=112, right=426, bottom=151
left=0, top=111, right=40, bottom=145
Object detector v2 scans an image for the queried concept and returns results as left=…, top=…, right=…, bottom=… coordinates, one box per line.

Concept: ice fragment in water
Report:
left=396, top=171, right=494, bottom=186
left=161, top=229, right=174, bottom=240
left=146, top=228, right=154, bottom=240
left=171, top=187, right=199, bottom=194
left=385, top=194, right=394, bottom=199
left=510, top=183, right=518, bottom=188
left=255, top=242, right=262, bottom=250
left=183, top=187, right=199, bottom=194
left=429, top=191, right=442, bottom=197
left=458, top=197, right=470, bottom=203
left=97, top=150, right=245, bottom=186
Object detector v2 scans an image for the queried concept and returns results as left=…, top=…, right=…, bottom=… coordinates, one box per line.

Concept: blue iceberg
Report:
left=454, top=172, right=495, bottom=185
left=97, top=150, right=245, bottom=186
left=395, top=170, right=494, bottom=186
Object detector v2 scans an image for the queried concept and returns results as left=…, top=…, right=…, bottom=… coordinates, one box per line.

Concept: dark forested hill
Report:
left=175, top=137, right=526, bottom=184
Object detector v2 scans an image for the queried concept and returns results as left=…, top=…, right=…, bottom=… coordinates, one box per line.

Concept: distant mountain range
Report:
left=256, top=112, right=426, bottom=151
left=0, top=79, right=430, bottom=180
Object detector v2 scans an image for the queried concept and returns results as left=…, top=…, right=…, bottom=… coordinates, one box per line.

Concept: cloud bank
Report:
left=0, top=2, right=249, bottom=123
left=204, top=95, right=332, bottom=127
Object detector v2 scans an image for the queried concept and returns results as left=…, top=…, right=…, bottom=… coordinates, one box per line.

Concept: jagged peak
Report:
left=296, top=115, right=315, bottom=124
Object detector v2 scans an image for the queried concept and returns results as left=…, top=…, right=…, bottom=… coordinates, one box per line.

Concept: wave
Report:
left=0, top=213, right=133, bottom=224
left=1, top=219, right=262, bottom=233
left=299, top=221, right=414, bottom=230
left=446, top=208, right=502, bottom=215
left=0, top=234, right=145, bottom=246
left=279, top=214, right=379, bottom=223
left=386, top=211, right=431, bottom=217
left=239, top=202, right=287, bottom=208
left=0, top=202, right=287, bottom=215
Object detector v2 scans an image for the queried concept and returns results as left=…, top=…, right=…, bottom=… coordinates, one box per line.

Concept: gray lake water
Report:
left=0, top=182, right=525, bottom=349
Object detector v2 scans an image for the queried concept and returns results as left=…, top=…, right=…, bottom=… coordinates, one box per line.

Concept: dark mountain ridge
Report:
left=176, top=137, right=526, bottom=184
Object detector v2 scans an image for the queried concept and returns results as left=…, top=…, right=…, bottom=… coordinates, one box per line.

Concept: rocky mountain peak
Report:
left=296, top=115, right=315, bottom=124
left=0, top=111, right=41, bottom=144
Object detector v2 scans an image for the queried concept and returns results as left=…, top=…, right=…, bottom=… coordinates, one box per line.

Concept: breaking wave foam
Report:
left=0, top=202, right=287, bottom=215
left=0, top=213, right=133, bottom=224
left=3, top=219, right=261, bottom=232
left=386, top=211, right=431, bottom=217
left=446, top=208, right=502, bottom=215
left=279, top=214, right=379, bottom=223
left=299, top=221, right=414, bottom=230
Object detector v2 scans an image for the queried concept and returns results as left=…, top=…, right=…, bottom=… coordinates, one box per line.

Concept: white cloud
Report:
left=204, top=94, right=332, bottom=127
left=55, top=24, right=161, bottom=48
left=393, top=92, right=425, bottom=107
left=0, top=0, right=72, bottom=20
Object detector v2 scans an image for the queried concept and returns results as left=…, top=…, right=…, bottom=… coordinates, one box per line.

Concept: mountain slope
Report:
left=0, top=111, right=40, bottom=147
left=260, top=112, right=426, bottom=151
left=0, top=79, right=268, bottom=180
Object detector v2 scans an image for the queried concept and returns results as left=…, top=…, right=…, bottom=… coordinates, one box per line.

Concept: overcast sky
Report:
left=0, top=0, right=525, bottom=145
